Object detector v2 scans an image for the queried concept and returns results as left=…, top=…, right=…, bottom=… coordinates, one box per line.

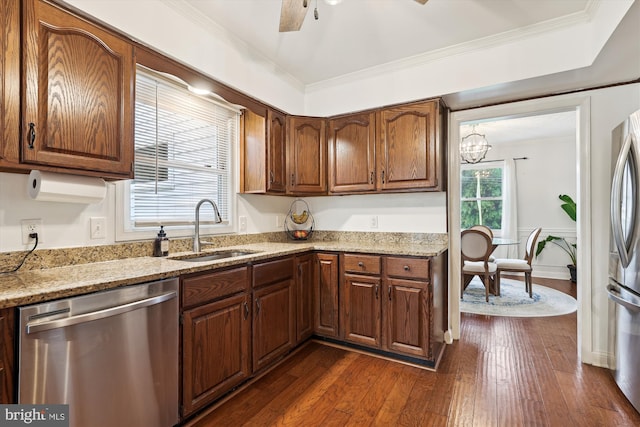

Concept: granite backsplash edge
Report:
left=0, top=231, right=448, bottom=272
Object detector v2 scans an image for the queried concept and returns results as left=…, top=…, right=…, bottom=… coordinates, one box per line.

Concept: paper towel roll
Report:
left=28, top=170, right=107, bottom=204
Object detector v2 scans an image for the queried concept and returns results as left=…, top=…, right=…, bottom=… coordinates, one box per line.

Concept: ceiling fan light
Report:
left=323, top=0, right=343, bottom=5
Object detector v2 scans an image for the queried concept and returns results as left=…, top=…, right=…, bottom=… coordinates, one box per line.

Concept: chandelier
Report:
left=460, top=125, right=491, bottom=164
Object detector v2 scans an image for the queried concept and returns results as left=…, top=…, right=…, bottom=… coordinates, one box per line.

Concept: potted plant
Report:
left=535, top=194, right=577, bottom=283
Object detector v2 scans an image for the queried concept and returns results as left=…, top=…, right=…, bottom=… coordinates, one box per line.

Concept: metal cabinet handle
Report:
left=370, top=171, right=374, bottom=184
left=404, top=265, right=410, bottom=271
left=270, top=171, right=274, bottom=184
left=27, top=122, right=36, bottom=150
left=244, top=302, right=249, bottom=319
left=358, top=261, right=364, bottom=268
left=255, top=298, right=261, bottom=313
left=375, top=285, right=379, bottom=299
left=388, top=287, right=392, bottom=300
left=291, top=173, right=295, bottom=186
left=381, top=170, right=385, bottom=184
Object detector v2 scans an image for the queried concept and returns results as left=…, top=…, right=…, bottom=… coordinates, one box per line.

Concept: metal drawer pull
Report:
left=404, top=265, right=410, bottom=271
left=358, top=261, right=364, bottom=267
left=244, top=302, right=249, bottom=319
left=388, top=287, right=392, bottom=300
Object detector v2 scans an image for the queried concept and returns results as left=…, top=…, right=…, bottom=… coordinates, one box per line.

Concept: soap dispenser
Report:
left=153, top=225, right=169, bottom=257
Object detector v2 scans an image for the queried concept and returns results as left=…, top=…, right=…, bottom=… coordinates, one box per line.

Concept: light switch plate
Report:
left=90, top=217, right=106, bottom=239
left=239, top=216, right=247, bottom=232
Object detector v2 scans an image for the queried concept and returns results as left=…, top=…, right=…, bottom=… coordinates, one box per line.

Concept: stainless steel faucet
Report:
left=194, top=199, right=223, bottom=252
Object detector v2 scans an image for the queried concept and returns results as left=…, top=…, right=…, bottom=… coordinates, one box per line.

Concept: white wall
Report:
left=485, top=135, right=577, bottom=278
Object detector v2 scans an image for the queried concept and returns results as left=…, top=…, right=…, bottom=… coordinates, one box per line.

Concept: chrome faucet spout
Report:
left=194, top=199, right=223, bottom=252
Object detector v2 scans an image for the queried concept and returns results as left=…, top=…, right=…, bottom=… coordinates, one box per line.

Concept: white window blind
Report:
left=129, top=68, right=239, bottom=229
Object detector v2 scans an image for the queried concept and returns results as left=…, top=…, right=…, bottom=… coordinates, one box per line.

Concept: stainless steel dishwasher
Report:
left=18, top=278, right=179, bottom=427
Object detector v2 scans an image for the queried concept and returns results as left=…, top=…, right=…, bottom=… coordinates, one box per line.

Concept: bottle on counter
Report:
left=153, top=225, right=170, bottom=257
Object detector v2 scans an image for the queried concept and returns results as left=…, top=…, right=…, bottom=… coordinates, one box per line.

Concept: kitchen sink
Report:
left=170, top=250, right=259, bottom=262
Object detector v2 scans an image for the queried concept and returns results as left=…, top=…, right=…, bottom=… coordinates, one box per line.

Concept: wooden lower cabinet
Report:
left=295, top=253, right=314, bottom=344
left=252, top=257, right=296, bottom=372
left=181, top=266, right=251, bottom=417
left=314, top=253, right=339, bottom=338
left=341, top=273, right=381, bottom=347
left=0, top=308, right=15, bottom=404
left=384, top=278, right=430, bottom=358
left=339, top=253, right=442, bottom=363
left=182, top=293, right=251, bottom=416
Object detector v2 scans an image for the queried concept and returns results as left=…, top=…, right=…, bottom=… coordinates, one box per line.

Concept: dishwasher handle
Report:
left=26, top=290, right=178, bottom=334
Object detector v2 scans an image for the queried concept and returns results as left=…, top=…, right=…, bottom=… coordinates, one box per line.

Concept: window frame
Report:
left=460, top=162, right=505, bottom=235
left=115, top=65, right=240, bottom=242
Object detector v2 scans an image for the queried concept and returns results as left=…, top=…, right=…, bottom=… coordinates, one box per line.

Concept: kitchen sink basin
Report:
left=171, top=250, right=259, bottom=262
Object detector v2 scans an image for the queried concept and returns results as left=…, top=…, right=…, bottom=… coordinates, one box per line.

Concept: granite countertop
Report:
left=0, top=240, right=447, bottom=309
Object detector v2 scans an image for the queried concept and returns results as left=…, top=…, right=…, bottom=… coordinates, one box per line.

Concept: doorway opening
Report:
left=448, top=94, right=591, bottom=362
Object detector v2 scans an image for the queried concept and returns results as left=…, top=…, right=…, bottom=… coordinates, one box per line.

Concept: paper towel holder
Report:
left=28, top=170, right=107, bottom=204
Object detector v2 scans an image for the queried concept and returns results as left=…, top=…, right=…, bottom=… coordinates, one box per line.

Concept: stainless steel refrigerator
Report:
left=608, top=108, right=640, bottom=413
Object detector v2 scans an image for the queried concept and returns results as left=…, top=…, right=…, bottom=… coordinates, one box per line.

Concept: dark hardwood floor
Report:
left=188, top=277, right=640, bottom=426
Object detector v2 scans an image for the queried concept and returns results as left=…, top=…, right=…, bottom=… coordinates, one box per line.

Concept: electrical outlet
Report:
left=370, top=215, right=378, bottom=229
left=275, top=214, right=285, bottom=228
left=239, top=216, right=247, bottom=232
left=21, top=219, right=43, bottom=244
left=90, top=217, right=106, bottom=239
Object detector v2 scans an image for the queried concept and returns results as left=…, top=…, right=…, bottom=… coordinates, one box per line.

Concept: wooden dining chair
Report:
left=494, top=227, right=542, bottom=298
left=461, top=229, right=497, bottom=302
left=469, top=225, right=495, bottom=261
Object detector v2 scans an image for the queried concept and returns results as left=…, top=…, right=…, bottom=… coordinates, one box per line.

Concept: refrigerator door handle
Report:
left=611, top=133, right=636, bottom=268
left=607, top=284, right=640, bottom=312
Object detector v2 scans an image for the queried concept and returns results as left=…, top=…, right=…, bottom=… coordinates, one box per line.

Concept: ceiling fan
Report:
left=279, top=0, right=429, bottom=32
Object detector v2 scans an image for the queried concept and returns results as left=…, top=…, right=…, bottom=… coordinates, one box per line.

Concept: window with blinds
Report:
left=120, top=67, right=239, bottom=236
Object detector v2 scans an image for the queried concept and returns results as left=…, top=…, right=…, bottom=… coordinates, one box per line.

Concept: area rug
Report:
left=460, top=277, right=577, bottom=317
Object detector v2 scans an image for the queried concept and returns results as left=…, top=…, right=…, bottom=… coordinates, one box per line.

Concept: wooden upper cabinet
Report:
left=377, top=100, right=443, bottom=192
left=0, top=0, right=20, bottom=169
left=241, top=108, right=286, bottom=194
left=21, top=0, right=134, bottom=178
left=267, top=109, right=287, bottom=193
left=327, top=112, right=376, bottom=194
left=287, top=116, right=327, bottom=194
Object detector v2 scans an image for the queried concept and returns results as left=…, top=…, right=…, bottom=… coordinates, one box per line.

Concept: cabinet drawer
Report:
left=384, top=257, right=430, bottom=280
left=253, top=256, right=294, bottom=288
left=182, top=266, right=249, bottom=308
left=343, top=254, right=381, bottom=275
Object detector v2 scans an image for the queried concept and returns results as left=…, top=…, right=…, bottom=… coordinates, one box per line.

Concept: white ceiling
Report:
left=177, top=0, right=593, bottom=86
left=460, top=111, right=577, bottom=146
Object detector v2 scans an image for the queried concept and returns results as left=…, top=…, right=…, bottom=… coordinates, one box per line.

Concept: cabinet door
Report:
left=384, top=278, right=431, bottom=359
left=241, top=109, right=267, bottom=193
left=0, top=308, right=15, bottom=404
left=341, top=274, right=381, bottom=348
left=377, top=100, right=441, bottom=191
left=327, top=112, right=376, bottom=194
left=182, top=293, right=251, bottom=416
left=287, top=116, right=327, bottom=194
left=296, top=253, right=314, bottom=343
left=1, top=0, right=20, bottom=168
left=267, top=109, right=287, bottom=193
left=22, top=0, right=134, bottom=178
left=314, top=253, right=339, bottom=338
left=253, top=279, right=295, bottom=372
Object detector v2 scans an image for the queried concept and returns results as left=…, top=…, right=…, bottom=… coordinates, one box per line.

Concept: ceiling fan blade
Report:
left=279, top=0, right=308, bottom=32
left=414, top=0, right=429, bottom=4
